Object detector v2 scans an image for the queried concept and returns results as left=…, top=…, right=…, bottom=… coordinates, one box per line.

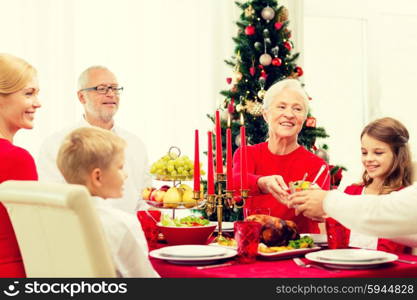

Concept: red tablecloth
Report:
left=151, top=253, right=417, bottom=278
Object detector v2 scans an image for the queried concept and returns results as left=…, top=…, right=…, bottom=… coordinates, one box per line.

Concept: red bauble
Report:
left=296, top=66, right=304, bottom=76
left=284, top=41, right=292, bottom=51
left=271, top=58, right=282, bottom=66
left=228, top=98, right=235, bottom=114
left=226, top=77, right=232, bottom=84
left=245, top=25, right=255, bottom=35
left=260, top=70, right=267, bottom=79
left=274, top=22, right=283, bottom=30
left=249, top=67, right=256, bottom=76
left=306, top=117, right=316, bottom=128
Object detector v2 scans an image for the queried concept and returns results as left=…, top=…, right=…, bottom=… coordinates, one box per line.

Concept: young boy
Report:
left=56, top=127, right=159, bottom=278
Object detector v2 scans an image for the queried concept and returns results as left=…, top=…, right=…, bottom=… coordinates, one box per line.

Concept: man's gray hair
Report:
left=262, top=78, right=309, bottom=115
left=77, top=65, right=112, bottom=90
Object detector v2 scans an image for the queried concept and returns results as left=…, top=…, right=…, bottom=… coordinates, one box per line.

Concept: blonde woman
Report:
left=0, top=53, right=41, bottom=277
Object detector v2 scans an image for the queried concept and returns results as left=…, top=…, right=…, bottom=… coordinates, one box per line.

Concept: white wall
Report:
left=2, top=0, right=237, bottom=167
left=303, top=0, right=417, bottom=188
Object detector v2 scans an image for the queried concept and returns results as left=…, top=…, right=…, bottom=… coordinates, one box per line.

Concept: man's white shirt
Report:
left=37, top=118, right=151, bottom=213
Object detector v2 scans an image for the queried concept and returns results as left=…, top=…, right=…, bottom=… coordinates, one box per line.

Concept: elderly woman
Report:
left=233, top=79, right=329, bottom=233
left=0, top=53, right=41, bottom=277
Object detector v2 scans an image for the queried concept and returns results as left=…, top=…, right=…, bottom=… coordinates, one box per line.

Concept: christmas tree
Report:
left=210, top=0, right=328, bottom=155
left=201, top=0, right=343, bottom=222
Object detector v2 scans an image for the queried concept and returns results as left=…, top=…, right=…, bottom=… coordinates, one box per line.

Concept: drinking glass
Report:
left=234, top=221, right=262, bottom=263
left=137, top=210, right=162, bottom=251
left=325, top=217, right=350, bottom=249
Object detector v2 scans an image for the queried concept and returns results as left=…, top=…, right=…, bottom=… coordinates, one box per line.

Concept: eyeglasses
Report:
left=80, top=85, right=124, bottom=95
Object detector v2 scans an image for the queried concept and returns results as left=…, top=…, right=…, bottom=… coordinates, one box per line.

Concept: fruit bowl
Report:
left=145, top=199, right=206, bottom=209
left=155, top=174, right=194, bottom=181
left=157, top=224, right=216, bottom=245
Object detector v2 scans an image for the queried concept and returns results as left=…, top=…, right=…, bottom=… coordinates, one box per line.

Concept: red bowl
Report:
left=157, top=224, right=216, bottom=245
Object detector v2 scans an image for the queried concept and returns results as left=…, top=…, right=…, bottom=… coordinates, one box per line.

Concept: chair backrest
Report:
left=0, top=181, right=116, bottom=278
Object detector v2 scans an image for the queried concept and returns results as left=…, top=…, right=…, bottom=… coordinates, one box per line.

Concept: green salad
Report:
left=288, top=236, right=314, bottom=249
left=161, top=214, right=210, bottom=227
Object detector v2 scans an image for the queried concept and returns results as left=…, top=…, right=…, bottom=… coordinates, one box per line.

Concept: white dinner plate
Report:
left=305, top=249, right=398, bottom=269
left=258, top=246, right=322, bottom=259
left=150, top=246, right=237, bottom=265
left=211, top=221, right=234, bottom=232
left=158, top=245, right=226, bottom=258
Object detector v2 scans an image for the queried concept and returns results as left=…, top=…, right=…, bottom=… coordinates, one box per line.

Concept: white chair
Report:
left=0, top=181, right=116, bottom=277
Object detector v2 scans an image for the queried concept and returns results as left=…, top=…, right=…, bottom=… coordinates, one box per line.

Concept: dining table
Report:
left=150, top=247, right=417, bottom=278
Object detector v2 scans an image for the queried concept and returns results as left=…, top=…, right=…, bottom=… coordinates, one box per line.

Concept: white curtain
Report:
left=2, top=0, right=238, bottom=166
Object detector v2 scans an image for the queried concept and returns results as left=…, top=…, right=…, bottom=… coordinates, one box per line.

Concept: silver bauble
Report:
left=261, top=6, right=275, bottom=21
left=235, top=134, right=241, bottom=147
left=259, top=53, right=272, bottom=66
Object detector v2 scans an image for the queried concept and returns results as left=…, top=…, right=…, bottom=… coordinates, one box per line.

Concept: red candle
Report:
left=193, top=129, right=200, bottom=191
left=207, top=131, right=215, bottom=194
left=215, top=110, right=223, bottom=174
left=240, top=124, right=248, bottom=190
left=226, top=116, right=233, bottom=190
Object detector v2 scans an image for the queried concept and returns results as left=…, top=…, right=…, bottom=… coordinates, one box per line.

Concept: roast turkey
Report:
left=245, top=214, right=299, bottom=246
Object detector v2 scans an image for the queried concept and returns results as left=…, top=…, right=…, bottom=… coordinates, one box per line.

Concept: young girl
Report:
left=345, top=117, right=413, bottom=253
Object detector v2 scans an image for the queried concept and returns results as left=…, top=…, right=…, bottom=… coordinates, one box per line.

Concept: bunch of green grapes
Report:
left=150, top=154, right=205, bottom=180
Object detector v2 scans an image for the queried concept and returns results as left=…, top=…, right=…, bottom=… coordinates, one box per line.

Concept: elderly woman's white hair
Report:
left=262, top=78, right=309, bottom=117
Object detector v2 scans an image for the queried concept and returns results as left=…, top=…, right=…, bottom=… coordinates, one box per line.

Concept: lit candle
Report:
left=215, top=110, right=223, bottom=174
left=226, top=114, right=233, bottom=190
left=207, top=131, right=215, bottom=194
left=240, top=114, right=248, bottom=190
left=193, top=129, right=200, bottom=191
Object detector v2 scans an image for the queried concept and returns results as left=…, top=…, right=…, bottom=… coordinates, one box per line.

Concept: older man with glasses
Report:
left=37, top=66, right=151, bottom=213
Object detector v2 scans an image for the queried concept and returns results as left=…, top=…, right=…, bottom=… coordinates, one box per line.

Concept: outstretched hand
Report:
left=257, top=175, right=289, bottom=205
left=288, top=189, right=328, bottom=221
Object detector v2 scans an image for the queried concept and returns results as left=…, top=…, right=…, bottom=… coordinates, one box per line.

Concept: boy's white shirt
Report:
left=92, top=196, right=159, bottom=278
left=37, top=117, right=151, bottom=213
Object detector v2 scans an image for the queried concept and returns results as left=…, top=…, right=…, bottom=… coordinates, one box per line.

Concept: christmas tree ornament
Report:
left=245, top=25, right=255, bottom=35
left=235, top=133, right=241, bottom=147
left=236, top=103, right=244, bottom=113
left=234, top=71, right=243, bottom=82
left=264, top=38, right=271, bottom=45
left=226, top=77, right=232, bottom=84
left=272, top=57, right=282, bottom=66
left=254, top=42, right=263, bottom=51
left=249, top=66, right=256, bottom=76
left=271, top=46, right=279, bottom=57
left=262, top=28, right=270, bottom=38
left=260, top=70, right=267, bottom=79
left=244, top=5, right=255, bottom=18
left=278, top=7, right=289, bottom=22
left=295, top=66, right=304, bottom=76
left=261, top=6, right=275, bottom=22
left=284, top=41, right=292, bottom=51
left=259, top=53, right=272, bottom=66
left=274, top=22, right=283, bottom=30
left=257, top=89, right=266, bottom=99
left=228, top=98, right=235, bottom=113
left=306, top=117, right=316, bottom=128
left=246, top=100, right=263, bottom=116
